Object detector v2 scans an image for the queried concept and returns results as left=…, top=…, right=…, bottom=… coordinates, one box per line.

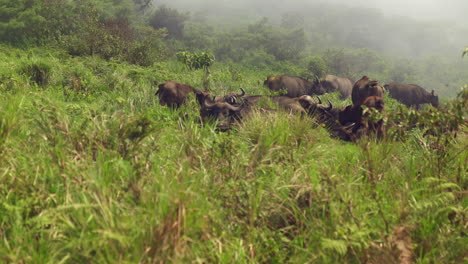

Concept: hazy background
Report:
left=155, top=0, right=467, bottom=57
left=156, top=0, right=468, bottom=23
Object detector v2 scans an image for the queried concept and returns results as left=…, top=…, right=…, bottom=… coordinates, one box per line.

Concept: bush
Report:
left=176, top=51, right=215, bottom=71
left=127, top=27, right=169, bottom=66
left=304, top=56, right=327, bottom=79
left=18, top=59, right=52, bottom=87
left=149, top=6, right=189, bottom=39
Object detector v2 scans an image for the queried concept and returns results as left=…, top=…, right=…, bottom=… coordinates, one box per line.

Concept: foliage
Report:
left=176, top=51, right=215, bottom=71
left=387, top=91, right=466, bottom=141
left=127, top=27, right=169, bottom=66
left=0, top=48, right=466, bottom=263
left=17, top=58, right=52, bottom=87
left=149, top=5, right=189, bottom=39
left=176, top=50, right=215, bottom=89
left=305, top=56, right=327, bottom=79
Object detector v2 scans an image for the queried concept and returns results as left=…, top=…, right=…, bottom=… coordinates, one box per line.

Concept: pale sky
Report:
left=158, top=0, right=468, bottom=24
left=319, top=0, right=467, bottom=23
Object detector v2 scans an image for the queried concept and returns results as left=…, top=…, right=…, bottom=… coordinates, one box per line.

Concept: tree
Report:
left=305, top=56, right=326, bottom=80
left=149, top=6, right=189, bottom=39
left=177, top=51, right=215, bottom=89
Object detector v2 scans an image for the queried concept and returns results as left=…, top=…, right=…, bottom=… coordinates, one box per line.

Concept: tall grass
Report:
left=0, top=47, right=466, bottom=263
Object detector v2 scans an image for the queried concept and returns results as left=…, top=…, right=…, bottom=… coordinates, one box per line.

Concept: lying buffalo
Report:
left=351, top=76, right=385, bottom=106
left=308, top=96, right=386, bottom=141
left=384, top=82, right=439, bottom=109
left=156, top=81, right=245, bottom=109
left=319, top=74, right=354, bottom=99
left=264, top=75, right=326, bottom=97
left=199, top=90, right=317, bottom=130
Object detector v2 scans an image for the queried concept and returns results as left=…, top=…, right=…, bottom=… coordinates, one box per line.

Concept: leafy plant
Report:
left=177, top=50, right=215, bottom=89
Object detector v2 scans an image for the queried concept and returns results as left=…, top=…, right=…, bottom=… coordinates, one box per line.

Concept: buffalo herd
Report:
left=155, top=75, right=439, bottom=141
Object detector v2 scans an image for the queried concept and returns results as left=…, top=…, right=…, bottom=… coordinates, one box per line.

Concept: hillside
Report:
left=0, top=0, right=467, bottom=263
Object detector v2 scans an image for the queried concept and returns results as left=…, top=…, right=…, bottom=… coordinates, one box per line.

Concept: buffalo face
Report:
left=200, top=96, right=244, bottom=130
left=430, top=90, right=439, bottom=108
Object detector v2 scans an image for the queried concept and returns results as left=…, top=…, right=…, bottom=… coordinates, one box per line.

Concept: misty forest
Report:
left=0, top=0, right=467, bottom=263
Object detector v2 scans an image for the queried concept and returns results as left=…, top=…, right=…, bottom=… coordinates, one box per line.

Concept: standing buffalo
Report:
left=264, top=75, right=326, bottom=97
left=351, top=76, right=385, bottom=106
left=384, top=82, right=439, bottom=109
left=319, top=74, right=354, bottom=99
left=155, top=81, right=198, bottom=108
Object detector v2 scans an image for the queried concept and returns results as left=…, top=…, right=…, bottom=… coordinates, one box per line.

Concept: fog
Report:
left=155, top=0, right=468, bottom=58
left=325, top=0, right=468, bottom=24
left=156, top=0, right=468, bottom=24
left=152, top=0, right=467, bottom=97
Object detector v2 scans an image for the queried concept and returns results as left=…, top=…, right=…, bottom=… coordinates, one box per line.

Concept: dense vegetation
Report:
left=0, top=0, right=466, bottom=263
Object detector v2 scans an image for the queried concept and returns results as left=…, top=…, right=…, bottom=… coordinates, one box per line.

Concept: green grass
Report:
left=0, top=47, right=466, bottom=263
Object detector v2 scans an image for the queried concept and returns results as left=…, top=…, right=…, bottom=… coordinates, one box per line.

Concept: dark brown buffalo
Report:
left=308, top=95, right=386, bottom=141
left=339, top=96, right=386, bottom=140
left=156, top=81, right=245, bottom=109
left=155, top=81, right=198, bottom=108
left=319, top=74, right=354, bottom=99
left=351, top=76, right=385, bottom=106
left=199, top=92, right=315, bottom=130
left=264, top=75, right=326, bottom=97
left=384, top=82, right=439, bottom=109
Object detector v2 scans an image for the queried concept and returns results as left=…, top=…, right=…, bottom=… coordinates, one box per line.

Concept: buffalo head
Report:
left=351, top=76, right=385, bottom=106
left=429, top=90, right=439, bottom=108
left=200, top=95, right=245, bottom=130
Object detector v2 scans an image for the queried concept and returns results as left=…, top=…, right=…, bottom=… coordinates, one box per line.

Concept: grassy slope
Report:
left=0, top=47, right=466, bottom=263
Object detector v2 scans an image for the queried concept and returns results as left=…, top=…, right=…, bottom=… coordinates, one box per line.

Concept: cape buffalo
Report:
left=320, top=74, right=354, bottom=99
left=156, top=81, right=246, bottom=109
left=155, top=81, right=198, bottom=108
left=351, top=76, right=385, bottom=106
left=199, top=92, right=315, bottom=130
left=264, top=75, right=326, bottom=97
left=312, top=95, right=386, bottom=141
left=384, top=82, right=439, bottom=109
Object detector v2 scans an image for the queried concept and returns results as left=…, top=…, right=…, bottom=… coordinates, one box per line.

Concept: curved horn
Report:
left=326, top=99, right=333, bottom=111
left=315, top=96, right=322, bottom=105
left=343, top=122, right=356, bottom=130
left=431, top=90, right=435, bottom=96
left=237, top=88, right=246, bottom=97
left=225, top=102, right=243, bottom=112
left=203, top=96, right=216, bottom=108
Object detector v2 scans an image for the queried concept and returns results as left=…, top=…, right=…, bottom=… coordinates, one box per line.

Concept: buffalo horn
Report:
left=203, top=96, right=216, bottom=108
left=343, top=122, right=356, bottom=129
left=326, top=99, right=333, bottom=110
left=225, top=102, right=243, bottom=112
left=236, top=88, right=246, bottom=97
left=315, top=96, right=322, bottom=104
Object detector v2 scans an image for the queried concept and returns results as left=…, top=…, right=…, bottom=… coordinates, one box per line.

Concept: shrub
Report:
left=304, top=56, right=327, bottom=80
left=126, top=27, right=169, bottom=66
left=17, top=60, right=52, bottom=87
left=176, top=51, right=214, bottom=71
left=149, top=6, right=189, bottom=39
